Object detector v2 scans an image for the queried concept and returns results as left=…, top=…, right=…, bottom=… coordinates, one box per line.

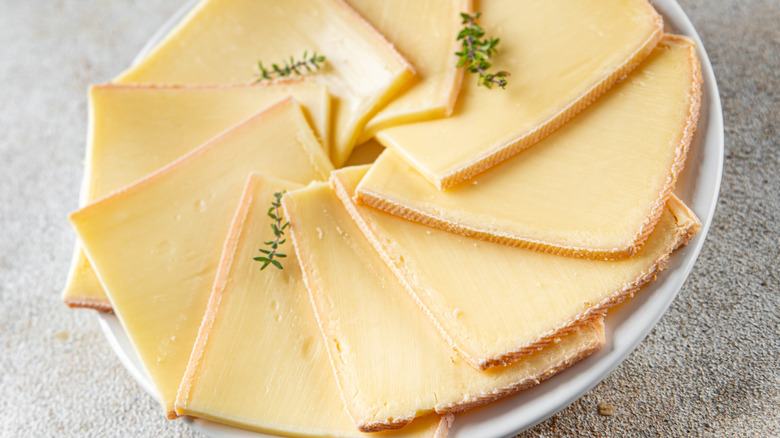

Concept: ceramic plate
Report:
left=98, top=0, right=723, bottom=436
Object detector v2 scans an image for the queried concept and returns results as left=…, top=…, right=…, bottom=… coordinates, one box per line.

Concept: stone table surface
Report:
left=0, top=0, right=777, bottom=437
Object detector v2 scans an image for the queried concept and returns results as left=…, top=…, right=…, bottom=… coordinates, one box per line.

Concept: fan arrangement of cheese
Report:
left=65, top=0, right=704, bottom=436
left=358, top=36, right=702, bottom=260
left=63, top=82, right=331, bottom=310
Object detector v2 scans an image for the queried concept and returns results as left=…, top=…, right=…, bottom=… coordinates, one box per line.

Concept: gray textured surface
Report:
left=0, top=0, right=777, bottom=437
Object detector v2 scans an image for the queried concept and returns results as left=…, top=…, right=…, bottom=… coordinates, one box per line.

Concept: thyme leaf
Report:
left=255, top=51, right=326, bottom=82
left=455, top=12, right=509, bottom=89
left=254, top=191, right=289, bottom=270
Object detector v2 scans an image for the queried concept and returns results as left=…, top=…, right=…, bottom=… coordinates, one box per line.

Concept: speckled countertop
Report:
left=0, top=1, right=777, bottom=437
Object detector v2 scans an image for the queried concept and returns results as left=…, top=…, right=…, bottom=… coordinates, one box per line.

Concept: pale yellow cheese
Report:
left=359, top=36, right=701, bottom=259
left=114, top=0, right=414, bottom=166
left=63, top=82, right=330, bottom=310
left=283, top=181, right=606, bottom=431
left=334, top=166, right=700, bottom=370
left=176, top=173, right=451, bottom=437
left=375, top=0, right=663, bottom=189
left=343, top=139, right=386, bottom=167
left=63, top=245, right=112, bottom=311
left=347, top=0, right=470, bottom=140
left=69, top=98, right=333, bottom=417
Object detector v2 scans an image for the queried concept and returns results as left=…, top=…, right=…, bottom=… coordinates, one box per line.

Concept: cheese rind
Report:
left=283, top=181, right=606, bottom=431
left=347, top=0, right=470, bottom=140
left=175, top=172, right=451, bottom=437
left=69, top=98, right=333, bottom=417
left=62, top=244, right=113, bottom=311
left=359, top=36, right=702, bottom=259
left=114, top=0, right=415, bottom=166
left=375, top=0, right=663, bottom=189
left=63, top=82, right=331, bottom=310
left=335, top=166, right=700, bottom=370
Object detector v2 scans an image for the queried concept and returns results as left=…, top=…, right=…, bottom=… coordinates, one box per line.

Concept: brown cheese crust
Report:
left=441, top=0, right=473, bottom=117
left=63, top=297, right=113, bottom=312
left=63, top=80, right=327, bottom=311
left=174, top=173, right=260, bottom=418
left=625, top=34, right=703, bottom=260
left=433, top=414, right=455, bottom=438
left=357, top=34, right=702, bottom=262
left=326, top=0, right=416, bottom=164
left=333, top=170, right=700, bottom=371
left=436, top=318, right=605, bottom=414
left=356, top=0, right=473, bottom=142
left=286, top=184, right=608, bottom=431
left=94, top=78, right=315, bottom=90
left=283, top=192, right=402, bottom=432
left=432, top=2, right=664, bottom=190
left=476, top=195, right=701, bottom=369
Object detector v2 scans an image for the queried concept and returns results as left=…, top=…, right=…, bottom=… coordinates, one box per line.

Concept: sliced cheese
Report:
left=63, top=81, right=331, bottom=310
left=176, top=173, right=451, bottom=437
left=375, top=0, right=663, bottom=189
left=283, top=181, right=606, bottom=431
left=63, top=245, right=113, bottom=312
left=334, top=166, right=700, bottom=370
left=114, top=0, right=414, bottom=166
left=343, top=139, right=386, bottom=167
left=359, top=36, right=702, bottom=259
left=347, top=0, right=470, bottom=140
left=69, top=98, right=333, bottom=417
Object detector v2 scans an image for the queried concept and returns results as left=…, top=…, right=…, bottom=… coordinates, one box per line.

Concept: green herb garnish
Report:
left=255, top=51, right=326, bottom=82
left=456, top=12, right=509, bottom=89
left=254, top=191, right=289, bottom=270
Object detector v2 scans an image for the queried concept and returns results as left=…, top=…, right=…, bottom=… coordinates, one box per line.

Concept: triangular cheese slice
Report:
left=63, top=81, right=330, bottom=311
left=176, top=173, right=452, bottom=437
left=347, top=0, right=470, bottom=140
left=114, top=0, right=414, bottom=166
left=375, top=0, right=663, bottom=189
left=69, top=98, right=332, bottom=417
left=358, top=36, right=702, bottom=259
left=333, top=166, right=700, bottom=370
left=283, top=180, right=606, bottom=431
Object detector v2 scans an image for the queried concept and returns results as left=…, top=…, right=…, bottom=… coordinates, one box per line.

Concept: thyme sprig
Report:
left=255, top=51, right=326, bottom=82
left=254, top=191, right=289, bottom=270
left=456, top=12, right=509, bottom=89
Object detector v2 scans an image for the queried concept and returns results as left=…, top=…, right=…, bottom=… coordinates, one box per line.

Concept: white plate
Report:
left=98, top=1, right=723, bottom=436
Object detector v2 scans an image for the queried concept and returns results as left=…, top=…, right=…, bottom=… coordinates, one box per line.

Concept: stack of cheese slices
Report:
left=64, top=0, right=703, bottom=436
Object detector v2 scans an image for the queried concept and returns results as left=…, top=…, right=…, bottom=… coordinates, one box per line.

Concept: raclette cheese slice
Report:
left=375, top=0, right=663, bottom=189
left=347, top=0, right=470, bottom=140
left=69, top=98, right=332, bottom=417
left=343, top=139, right=386, bottom=167
left=358, top=36, right=702, bottom=260
left=283, top=180, right=606, bottom=431
left=176, top=173, right=452, bottom=437
left=114, top=0, right=414, bottom=167
left=333, top=166, right=700, bottom=370
left=63, top=81, right=330, bottom=311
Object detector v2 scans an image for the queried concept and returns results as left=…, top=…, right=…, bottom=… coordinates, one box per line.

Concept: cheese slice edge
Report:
left=348, top=0, right=471, bottom=140
left=70, top=98, right=333, bottom=416
left=375, top=0, right=664, bottom=189
left=63, top=82, right=332, bottom=310
left=334, top=165, right=700, bottom=370
left=358, top=35, right=702, bottom=259
left=175, top=172, right=451, bottom=437
left=283, top=179, right=606, bottom=429
left=113, top=0, right=415, bottom=167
